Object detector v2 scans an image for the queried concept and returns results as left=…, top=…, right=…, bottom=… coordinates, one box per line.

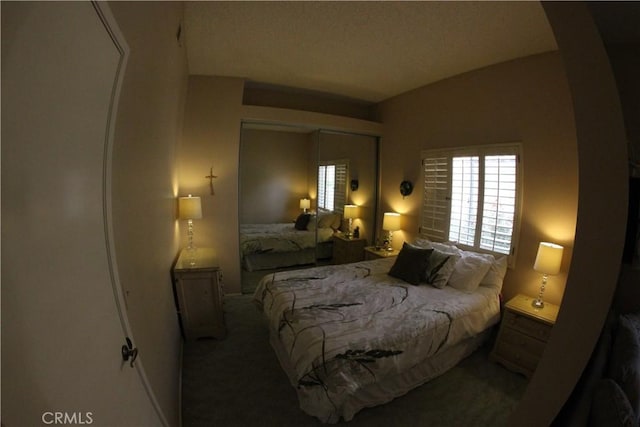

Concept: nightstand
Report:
left=333, top=235, right=366, bottom=264
left=364, top=246, right=400, bottom=260
left=172, top=248, right=226, bottom=340
left=490, top=293, right=559, bottom=377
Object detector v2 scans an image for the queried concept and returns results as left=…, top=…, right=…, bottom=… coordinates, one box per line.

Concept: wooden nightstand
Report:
left=333, top=235, right=366, bottom=264
left=490, top=293, right=559, bottom=377
left=172, top=248, right=226, bottom=340
left=364, top=246, right=400, bottom=260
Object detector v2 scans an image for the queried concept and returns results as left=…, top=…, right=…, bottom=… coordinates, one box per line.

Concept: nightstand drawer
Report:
left=499, top=327, right=547, bottom=357
left=494, top=340, right=541, bottom=372
left=503, top=310, right=552, bottom=341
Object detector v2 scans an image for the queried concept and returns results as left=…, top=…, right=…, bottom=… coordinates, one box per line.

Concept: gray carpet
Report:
left=181, top=293, right=527, bottom=426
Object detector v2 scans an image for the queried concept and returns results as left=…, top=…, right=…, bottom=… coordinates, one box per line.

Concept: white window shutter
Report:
left=334, top=163, right=347, bottom=215
left=421, top=157, right=450, bottom=241
left=448, top=156, right=479, bottom=246
left=318, top=165, right=327, bottom=210
left=480, top=155, right=517, bottom=254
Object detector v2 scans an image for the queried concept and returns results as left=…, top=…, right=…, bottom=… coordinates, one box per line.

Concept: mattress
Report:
left=253, top=257, right=501, bottom=422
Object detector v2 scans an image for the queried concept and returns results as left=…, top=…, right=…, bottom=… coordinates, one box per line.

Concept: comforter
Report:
left=253, top=257, right=501, bottom=422
left=240, top=223, right=333, bottom=256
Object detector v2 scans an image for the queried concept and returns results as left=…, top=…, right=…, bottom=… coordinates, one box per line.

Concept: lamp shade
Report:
left=178, top=195, right=202, bottom=220
left=344, top=204, right=359, bottom=219
left=383, top=212, right=401, bottom=231
left=533, top=242, right=564, bottom=275
left=300, top=198, right=311, bottom=210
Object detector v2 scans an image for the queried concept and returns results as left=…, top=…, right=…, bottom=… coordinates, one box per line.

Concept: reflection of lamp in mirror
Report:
left=532, top=242, right=564, bottom=309
left=300, top=198, right=310, bottom=213
left=383, top=212, right=401, bottom=250
left=179, top=195, right=202, bottom=264
left=343, top=204, right=359, bottom=238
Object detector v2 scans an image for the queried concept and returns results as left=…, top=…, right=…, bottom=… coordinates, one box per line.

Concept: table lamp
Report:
left=343, top=204, right=359, bottom=238
left=300, top=198, right=310, bottom=213
left=179, top=194, right=202, bottom=254
left=532, top=242, right=564, bottom=308
left=383, top=212, right=401, bottom=250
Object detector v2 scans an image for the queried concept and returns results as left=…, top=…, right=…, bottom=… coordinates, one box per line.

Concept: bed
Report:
left=253, top=240, right=508, bottom=423
left=240, top=212, right=340, bottom=271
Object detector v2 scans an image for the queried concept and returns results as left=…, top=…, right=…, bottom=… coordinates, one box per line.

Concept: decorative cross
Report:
left=205, top=167, right=218, bottom=195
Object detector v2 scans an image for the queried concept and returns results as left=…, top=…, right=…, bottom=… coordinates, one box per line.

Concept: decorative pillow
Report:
left=424, top=248, right=459, bottom=289
left=317, top=213, right=335, bottom=229
left=480, top=255, right=508, bottom=290
left=590, top=378, right=637, bottom=427
left=448, top=251, right=493, bottom=292
left=294, top=213, right=311, bottom=230
left=608, top=313, right=640, bottom=420
left=388, top=243, right=433, bottom=286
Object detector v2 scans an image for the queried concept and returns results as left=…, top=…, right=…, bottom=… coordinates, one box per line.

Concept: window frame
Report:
left=420, top=143, right=523, bottom=266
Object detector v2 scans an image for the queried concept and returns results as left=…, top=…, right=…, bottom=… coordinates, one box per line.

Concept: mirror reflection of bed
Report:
left=239, top=123, right=379, bottom=294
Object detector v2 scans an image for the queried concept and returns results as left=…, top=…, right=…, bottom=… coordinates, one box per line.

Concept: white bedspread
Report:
left=240, top=223, right=333, bottom=256
left=253, top=258, right=501, bottom=423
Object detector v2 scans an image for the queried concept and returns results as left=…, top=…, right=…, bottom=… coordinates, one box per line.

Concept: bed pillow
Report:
left=424, top=248, right=458, bottom=289
left=388, top=243, right=433, bottom=285
left=306, top=215, right=317, bottom=231
left=413, top=238, right=461, bottom=255
left=480, top=255, right=508, bottom=290
left=294, top=213, right=311, bottom=230
left=448, top=251, right=494, bottom=292
left=331, top=213, right=342, bottom=231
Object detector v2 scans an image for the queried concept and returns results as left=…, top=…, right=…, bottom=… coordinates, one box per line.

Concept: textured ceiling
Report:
left=184, top=1, right=557, bottom=103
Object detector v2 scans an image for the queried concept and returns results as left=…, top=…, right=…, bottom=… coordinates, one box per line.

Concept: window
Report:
left=421, top=144, right=521, bottom=260
left=318, top=160, right=348, bottom=214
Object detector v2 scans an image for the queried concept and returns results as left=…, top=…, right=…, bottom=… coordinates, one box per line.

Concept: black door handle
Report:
left=121, top=337, right=138, bottom=368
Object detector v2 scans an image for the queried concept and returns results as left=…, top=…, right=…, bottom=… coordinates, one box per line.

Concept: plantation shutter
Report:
left=420, top=156, right=450, bottom=241
left=318, top=165, right=327, bottom=210
left=334, top=163, right=348, bottom=215
left=448, top=156, right=479, bottom=246
left=480, top=154, right=518, bottom=254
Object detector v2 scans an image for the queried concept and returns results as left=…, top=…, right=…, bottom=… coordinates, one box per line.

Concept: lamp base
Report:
left=531, top=298, right=544, bottom=309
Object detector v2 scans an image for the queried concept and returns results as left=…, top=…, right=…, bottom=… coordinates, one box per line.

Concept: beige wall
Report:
left=108, top=2, right=188, bottom=425
left=179, top=76, right=245, bottom=293
left=376, top=51, right=578, bottom=306
left=240, top=128, right=313, bottom=223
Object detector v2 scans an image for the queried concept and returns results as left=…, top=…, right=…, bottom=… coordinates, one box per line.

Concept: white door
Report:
left=1, top=2, right=163, bottom=425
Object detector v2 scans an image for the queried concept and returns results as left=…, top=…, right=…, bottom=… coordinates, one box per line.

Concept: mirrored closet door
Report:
left=238, top=122, right=379, bottom=294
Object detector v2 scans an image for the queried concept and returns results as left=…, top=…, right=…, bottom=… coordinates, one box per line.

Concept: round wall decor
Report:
left=400, top=180, right=413, bottom=197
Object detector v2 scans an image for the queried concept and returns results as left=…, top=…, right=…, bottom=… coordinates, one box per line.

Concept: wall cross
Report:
left=205, top=167, right=218, bottom=195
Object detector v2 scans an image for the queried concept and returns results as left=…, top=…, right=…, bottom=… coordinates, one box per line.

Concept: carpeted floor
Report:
left=181, top=292, right=528, bottom=427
